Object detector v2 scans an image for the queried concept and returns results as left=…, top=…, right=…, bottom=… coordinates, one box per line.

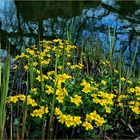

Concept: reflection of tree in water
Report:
left=0, top=0, right=140, bottom=68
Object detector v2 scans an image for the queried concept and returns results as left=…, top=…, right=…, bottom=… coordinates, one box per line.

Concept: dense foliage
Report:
left=4, top=39, right=140, bottom=139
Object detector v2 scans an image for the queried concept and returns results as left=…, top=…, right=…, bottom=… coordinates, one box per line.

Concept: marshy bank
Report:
left=0, top=0, right=140, bottom=139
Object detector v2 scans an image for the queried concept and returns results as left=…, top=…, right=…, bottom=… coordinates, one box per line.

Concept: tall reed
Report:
left=0, top=47, right=10, bottom=139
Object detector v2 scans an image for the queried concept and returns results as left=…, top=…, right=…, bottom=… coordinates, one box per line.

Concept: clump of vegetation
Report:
left=0, top=39, right=139, bottom=139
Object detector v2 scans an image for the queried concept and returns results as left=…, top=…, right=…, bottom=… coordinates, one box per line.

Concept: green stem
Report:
left=62, top=45, right=65, bottom=74
left=48, top=47, right=59, bottom=139
left=29, top=57, right=34, bottom=89
left=127, top=40, right=138, bottom=79
left=41, top=119, right=46, bottom=140
left=10, top=104, right=13, bottom=140
left=118, top=50, right=122, bottom=95
left=21, top=72, right=29, bottom=139
left=0, top=55, right=10, bottom=139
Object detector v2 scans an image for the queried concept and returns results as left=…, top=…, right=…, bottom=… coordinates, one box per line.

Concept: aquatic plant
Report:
left=5, top=39, right=140, bottom=139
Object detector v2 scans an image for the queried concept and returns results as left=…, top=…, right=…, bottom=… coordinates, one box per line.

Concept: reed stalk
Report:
left=0, top=50, right=10, bottom=139
left=48, top=46, right=59, bottom=139
left=21, top=72, right=29, bottom=139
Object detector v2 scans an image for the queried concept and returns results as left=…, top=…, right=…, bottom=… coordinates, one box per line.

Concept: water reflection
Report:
left=0, top=0, right=140, bottom=68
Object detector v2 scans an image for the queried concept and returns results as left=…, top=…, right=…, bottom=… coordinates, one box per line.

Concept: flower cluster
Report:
left=81, top=79, right=91, bottom=93
left=54, top=107, right=82, bottom=127
left=7, top=39, right=140, bottom=136
left=92, top=91, right=114, bottom=112
left=116, top=85, right=140, bottom=114
left=70, top=95, right=82, bottom=106
left=84, top=110, right=105, bottom=129
left=7, top=94, right=37, bottom=107
left=31, top=106, right=49, bottom=118
left=128, top=86, right=140, bottom=114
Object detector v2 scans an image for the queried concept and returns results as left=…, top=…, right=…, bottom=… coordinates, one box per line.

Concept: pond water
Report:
left=0, top=0, right=140, bottom=69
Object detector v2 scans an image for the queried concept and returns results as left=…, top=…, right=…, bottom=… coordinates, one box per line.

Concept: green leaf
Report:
left=14, top=118, right=20, bottom=126
left=104, top=124, right=112, bottom=131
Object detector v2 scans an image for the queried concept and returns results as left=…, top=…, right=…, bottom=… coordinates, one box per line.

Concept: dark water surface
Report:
left=0, top=0, right=140, bottom=68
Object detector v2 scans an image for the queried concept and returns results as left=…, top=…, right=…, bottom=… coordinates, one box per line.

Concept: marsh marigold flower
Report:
left=31, top=106, right=49, bottom=118
left=101, top=80, right=107, bottom=85
left=82, top=121, right=93, bottom=131
left=70, top=95, right=82, bottom=106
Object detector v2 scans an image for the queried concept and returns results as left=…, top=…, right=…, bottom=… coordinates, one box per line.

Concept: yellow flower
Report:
left=85, top=111, right=97, bottom=122
left=47, top=71, right=55, bottom=80
left=36, top=74, right=49, bottom=82
left=105, top=60, right=110, bottom=65
left=20, top=52, right=26, bottom=58
left=46, top=54, right=51, bottom=57
left=118, top=95, right=127, bottom=102
left=82, top=83, right=91, bottom=93
left=131, top=107, right=140, bottom=115
left=31, top=88, right=38, bottom=95
left=82, top=121, right=93, bottom=131
left=95, top=83, right=99, bottom=87
left=114, top=69, right=118, bottom=74
left=54, top=107, right=62, bottom=116
left=7, top=96, right=18, bottom=103
left=18, top=94, right=26, bottom=101
left=56, top=95, right=64, bottom=103
left=80, top=79, right=87, bottom=86
left=31, top=109, right=43, bottom=118
left=129, top=101, right=140, bottom=114
left=15, top=55, right=20, bottom=60
left=53, top=39, right=62, bottom=43
left=40, top=59, right=51, bottom=65
left=118, top=103, right=123, bottom=107
left=127, top=88, right=135, bottom=93
left=105, top=106, right=111, bottom=113
left=78, top=63, right=84, bottom=68
left=40, top=106, right=49, bottom=114
left=58, top=66, right=63, bottom=70
left=73, top=116, right=82, bottom=126
left=47, top=71, right=55, bottom=76
left=86, top=114, right=93, bottom=122
left=95, top=117, right=105, bottom=127
left=102, top=61, right=106, bottom=65
left=56, top=88, right=68, bottom=96
left=101, top=80, right=107, bottom=85
left=135, top=86, right=140, bottom=95
left=58, top=114, right=66, bottom=124
left=81, top=80, right=91, bottom=93
left=27, top=49, right=35, bottom=55
left=57, top=74, right=72, bottom=87
left=67, top=62, right=71, bottom=66
left=58, top=73, right=72, bottom=81
left=65, top=115, right=73, bottom=127
left=91, top=87, right=98, bottom=91
left=126, top=80, right=132, bottom=84
left=24, top=65, right=29, bottom=70
left=31, top=106, right=49, bottom=118
left=70, top=64, right=83, bottom=69
left=59, top=45, right=64, bottom=49
left=45, top=85, right=54, bottom=95
left=70, top=95, right=82, bottom=106
left=121, top=77, right=126, bottom=82
left=93, top=91, right=114, bottom=106
left=62, top=88, right=68, bottom=95
left=27, top=96, right=37, bottom=107
left=33, top=62, right=38, bottom=67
